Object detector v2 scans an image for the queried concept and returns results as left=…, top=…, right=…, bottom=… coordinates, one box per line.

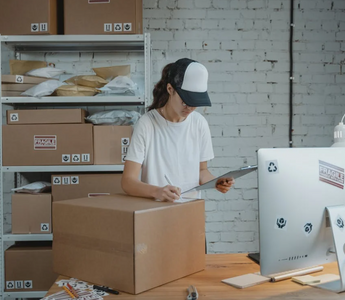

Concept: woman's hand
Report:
left=216, top=177, right=234, bottom=193
left=155, top=185, right=181, bottom=202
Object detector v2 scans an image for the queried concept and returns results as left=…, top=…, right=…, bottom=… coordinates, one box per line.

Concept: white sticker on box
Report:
left=122, top=155, right=126, bottom=163
left=72, top=154, right=81, bottom=163
left=15, top=75, right=24, bottom=83
left=40, top=23, right=48, bottom=32
left=62, top=154, right=70, bottom=163
left=15, top=281, right=23, bottom=289
left=82, top=154, right=90, bottom=162
left=122, top=146, right=128, bottom=154
left=124, top=23, right=132, bottom=31
left=122, top=138, right=130, bottom=146
left=34, top=135, right=57, bottom=150
left=6, top=281, right=14, bottom=289
left=114, top=23, right=122, bottom=31
left=31, top=23, right=39, bottom=32
left=71, top=176, right=79, bottom=184
left=10, top=113, right=19, bottom=122
left=24, top=280, right=33, bottom=289
left=104, top=23, right=112, bottom=32
left=41, top=223, right=49, bottom=232
left=53, top=176, right=61, bottom=185
left=62, top=176, right=70, bottom=185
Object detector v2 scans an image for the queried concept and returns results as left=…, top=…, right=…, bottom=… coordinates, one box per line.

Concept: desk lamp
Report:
left=331, top=114, right=345, bottom=147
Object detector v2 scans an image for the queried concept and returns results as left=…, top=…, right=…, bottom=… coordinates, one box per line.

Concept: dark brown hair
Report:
left=147, top=63, right=173, bottom=111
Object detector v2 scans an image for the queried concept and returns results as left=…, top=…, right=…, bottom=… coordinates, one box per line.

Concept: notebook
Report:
left=221, top=273, right=270, bottom=289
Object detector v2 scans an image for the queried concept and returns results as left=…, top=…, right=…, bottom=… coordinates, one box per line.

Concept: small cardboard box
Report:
left=7, top=109, right=87, bottom=125
left=64, top=0, right=143, bottom=35
left=5, top=242, right=58, bottom=291
left=1, top=75, right=56, bottom=84
left=51, top=173, right=123, bottom=201
left=0, top=0, right=58, bottom=35
left=12, top=193, right=52, bottom=234
left=93, top=125, right=133, bottom=165
left=53, top=195, right=205, bottom=294
left=2, top=83, right=36, bottom=92
left=2, top=124, right=93, bottom=166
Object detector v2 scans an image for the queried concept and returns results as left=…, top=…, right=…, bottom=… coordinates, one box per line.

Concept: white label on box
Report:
left=53, top=176, right=61, bottom=185
left=31, top=23, right=39, bottom=32
left=34, top=135, right=57, bottom=150
left=72, top=154, right=81, bottom=163
left=10, top=113, right=19, bottom=122
left=15, top=281, right=23, bottom=289
left=41, top=223, right=49, bottom=232
left=6, top=281, right=14, bottom=289
left=122, top=146, right=128, bottom=154
left=62, top=176, right=70, bottom=185
left=122, top=155, right=126, bottom=163
left=71, top=176, right=79, bottom=184
left=82, top=154, right=90, bottom=162
left=124, top=23, right=132, bottom=31
left=40, top=23, right=48, bottom=32
left=114, top=23, right=122, bottom=31
left=62, top=154, right=71, bottom=163
left=104, top=23, right=112, bottom=32
left=24, top=280, right=33, bottom=289
left=122, top=137, right=130, bottom=146
left=15, top=75, right=24, bottom=83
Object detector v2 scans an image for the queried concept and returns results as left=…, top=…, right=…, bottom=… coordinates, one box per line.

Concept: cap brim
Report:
left=176, top=88, right=211, bottom=107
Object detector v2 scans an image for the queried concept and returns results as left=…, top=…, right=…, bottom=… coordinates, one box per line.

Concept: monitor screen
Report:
left=258, top=147, right=345, bottom=277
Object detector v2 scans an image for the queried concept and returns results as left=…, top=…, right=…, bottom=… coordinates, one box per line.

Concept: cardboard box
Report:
left=1, top=91, right=27, bottom=97
left=7, top=109, right=87, bottom=125
left=12, top=193, right=52, bottom=234
left=2, top=124, right=93, bottom=166
left=1, top=75, right=56, bottom=84
left=0, top=0, right=58, bottom=35
left=51, top=173, right=123, bottom=201
left=5, top=242, right=58, bottom=291
left=2, top=83, right=36, bottom=92
left=94, top=126, right=133, bottom=165
left=64, top=0, right=143, bottom=35
left=53, top=195, right=205, bottom=294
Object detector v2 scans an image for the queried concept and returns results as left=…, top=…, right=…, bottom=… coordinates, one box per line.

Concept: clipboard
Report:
left=182, top=165, right=257, bottom=194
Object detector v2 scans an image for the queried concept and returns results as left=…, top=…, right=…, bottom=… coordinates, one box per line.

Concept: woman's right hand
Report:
left=155, top=185, right=181, bottom=202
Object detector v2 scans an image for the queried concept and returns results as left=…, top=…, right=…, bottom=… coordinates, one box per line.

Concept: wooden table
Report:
left=45, top=253, right=345, bottom=300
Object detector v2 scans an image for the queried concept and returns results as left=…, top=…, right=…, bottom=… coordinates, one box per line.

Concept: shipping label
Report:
left=34, top=135, right=57, bottom=150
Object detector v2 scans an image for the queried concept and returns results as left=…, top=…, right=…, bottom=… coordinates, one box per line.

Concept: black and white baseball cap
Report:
left=168, top=58, right=211, bottom=107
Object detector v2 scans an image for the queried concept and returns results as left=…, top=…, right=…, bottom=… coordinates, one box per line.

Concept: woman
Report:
left=121, top=58, right=234, bottom=201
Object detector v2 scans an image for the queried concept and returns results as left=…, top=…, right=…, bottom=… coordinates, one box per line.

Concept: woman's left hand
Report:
left=215, top=177, right=234, bottom=193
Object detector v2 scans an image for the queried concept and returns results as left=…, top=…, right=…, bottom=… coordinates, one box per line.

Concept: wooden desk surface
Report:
left=45, top=253, right=344, bottom=300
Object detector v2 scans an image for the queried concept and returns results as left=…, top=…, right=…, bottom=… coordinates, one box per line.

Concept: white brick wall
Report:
left=144, top=0, right=345, bottom=253
left=0, top=0, right=344, bottom=255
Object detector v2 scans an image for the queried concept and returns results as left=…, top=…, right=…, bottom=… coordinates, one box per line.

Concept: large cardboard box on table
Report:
left=64, top=0, right=143, bottom=35
left=0, top=0, right=58, bottom=35
left=53, top=194, right=205, bottom=294
left=94, top=125, right=133, bottom=165
left=2, top=124, right=93, bottom=166
left=7, top=109, right=87, bottom=125
left=12, top=193, right=52, bottom=234
left=5, top=242, right=58, bottom=291
left=51, top=173, right=123, bottom=201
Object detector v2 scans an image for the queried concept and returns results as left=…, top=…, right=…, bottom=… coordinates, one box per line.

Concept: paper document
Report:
left=182, top=165, right=257, bottom=195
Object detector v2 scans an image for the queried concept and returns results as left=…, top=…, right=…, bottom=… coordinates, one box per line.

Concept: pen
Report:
left=93, top=285, right=120, bottom=295
left=164, top=174, right=173, bottom=186
left=62, top=285, right=76, bottom=299
left=67, top=283, right=79, bottom=298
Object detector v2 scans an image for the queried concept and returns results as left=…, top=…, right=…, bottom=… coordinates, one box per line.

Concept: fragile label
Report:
left=319, top=160, right=344, bottom=189
left=34, top=135, right=57, bottom=150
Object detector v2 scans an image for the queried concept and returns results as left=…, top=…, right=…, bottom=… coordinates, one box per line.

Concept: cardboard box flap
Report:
left=134, top=200, right=205, bottom=294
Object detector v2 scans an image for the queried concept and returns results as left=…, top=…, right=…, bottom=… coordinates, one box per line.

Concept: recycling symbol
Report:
left=16, top=76, right=23, bottom=83
left=73, top=155, right=80, bottom=162
left=11, top=114, right=18, bottom=121
left=268, top=162, right=277, bottom=172
left=115, top=24, right=121, bottom=31
left=54, top=177, right=61, bottom=184
left=7, top=282, right=14, bottom=289
left=41, top=224, right=49, bottom=231
left=276, top=217, right=287, bottom=229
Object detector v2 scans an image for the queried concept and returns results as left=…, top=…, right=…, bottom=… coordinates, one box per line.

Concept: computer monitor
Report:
left=258, top=147, right=345, bottom=292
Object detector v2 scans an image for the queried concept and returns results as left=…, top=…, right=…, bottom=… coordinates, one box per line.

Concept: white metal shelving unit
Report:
left=0, top=33, right=151, bottom=299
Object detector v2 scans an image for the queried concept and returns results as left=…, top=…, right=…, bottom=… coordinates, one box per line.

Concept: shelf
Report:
left=2, top=165, right=124, bottom=173
left=1, top=95, right=144, bottom=104
left=3, top=291, right=48, bottom=298
left=1, top=34, right=145, bottom=52
left=2, top=233, right=53, bottom=242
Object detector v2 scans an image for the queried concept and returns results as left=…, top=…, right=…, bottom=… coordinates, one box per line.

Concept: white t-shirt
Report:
left=125, top=109, right=214, bottom=193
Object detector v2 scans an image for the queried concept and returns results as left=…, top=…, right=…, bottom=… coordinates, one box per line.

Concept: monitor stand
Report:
left=314, top=205, right=345, bottom=293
